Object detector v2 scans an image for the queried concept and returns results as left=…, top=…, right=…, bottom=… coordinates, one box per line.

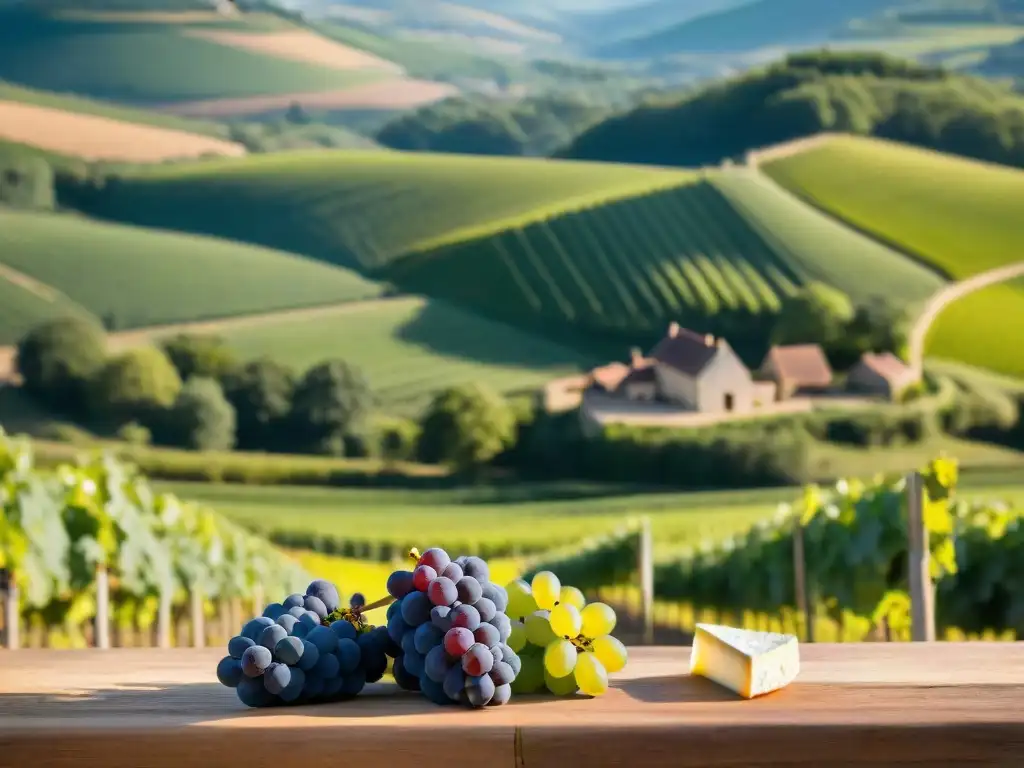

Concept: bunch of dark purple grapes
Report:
left=216, top=579, right=391, bottom=707
left=386, top=548, right=521, bottom=708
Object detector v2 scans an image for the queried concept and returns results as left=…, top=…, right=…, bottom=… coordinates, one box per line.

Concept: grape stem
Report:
left=352, top=594, right=395, bottom=616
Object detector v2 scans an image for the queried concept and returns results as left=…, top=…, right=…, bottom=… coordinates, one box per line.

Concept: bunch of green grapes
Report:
left=504, top=571, right=627, bottom=697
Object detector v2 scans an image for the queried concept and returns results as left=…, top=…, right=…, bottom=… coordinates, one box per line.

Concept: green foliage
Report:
left=90, top=346, right=182, bottom=426
left=771, top=281, right=854, bottom=349
left=288, top=360, right=372, bottom=456
left=417, top=384, right=516, bottom=472
left=116, top=421, right=151, bottom=446
left=15, top=316, right=106, bottom=415
left=0, top=153, right=54, bottom=209
left=221, top=357, right=295, bottom=451
left=564, top=51, right=1024, bottom=171
left=377, top=417, right=420, bottom=465
left=521, top=521, right=643, bottom=592
left=160, top=334, right=239, bottom=383
left=167, top=377, right=236, bottom=452
left=0, top=428, right=307, bottom=618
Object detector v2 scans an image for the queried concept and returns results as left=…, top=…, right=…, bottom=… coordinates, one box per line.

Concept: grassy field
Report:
left=0, top=209, right=382, bottom=340
left=762, top=135, right=1024, bottom=376
left=76, top=150, right=696, bottom=270
left=762, top=135, right=1024, bottom=279
left=216, top=296, right=598, bottom=412
left=0, top=272, right=85, bottom=346
left=0, top=8, right=386, bottom=104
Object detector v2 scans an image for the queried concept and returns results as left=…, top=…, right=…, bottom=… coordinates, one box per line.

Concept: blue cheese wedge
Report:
left=689, top=623, right=799, bottom=698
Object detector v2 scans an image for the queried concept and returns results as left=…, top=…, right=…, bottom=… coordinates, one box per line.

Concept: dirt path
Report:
left=908, top=262, right=1024, bottom=374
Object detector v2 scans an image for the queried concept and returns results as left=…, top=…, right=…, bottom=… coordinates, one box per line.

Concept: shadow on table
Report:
left=614, top=673, right=741, bottom=704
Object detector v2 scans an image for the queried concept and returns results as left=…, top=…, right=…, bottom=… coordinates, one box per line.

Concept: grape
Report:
left=393, top=656, right=421, bottom=691
left=443, top=666, right=466, bottom=701
left=502, top=647, right=522, bottom=677
left=400, top=591, right=433, bottom=627
left=287, top=605, right=307, bottom=620
left=525, top=611, right=557, bottom=647
left=544, top=639, right=578, bottom=678
left=421, top=675, right=452, bottom=706
left=545, top=669, right=579, bottom=697
left=574, top=652, right=609, bottom=696
left=531, top=572, right=560, bottom=610
left=473, top=622, right=499, bottom=649
left=430, top=605, right=453, bottom=632
left=418, top=547, right=451, bottom=573
left=489, top=660, right=515, bottom=687
left=350, top=593, right=366, bottom=609
left=302, top=592, right=328, bottom=619
left=465, top=673, right=495, bottom=707
left=403, top=649, right=426, bottom=678
left=290, top=622, right=310, bottom=639
left=240, top=645, right=272, bottom=677
left=427, top=577, right=458, bottom=607
left=274, top=636, right=304, bottom=665
left=490, top=644, right=503, bottom=662
left=581, top=603, right=617, bottom=637
left=343, top=668, right=367, bottom=697
left=475, top=597, right=497, bottom=623
left=387, top=570, right=415, bottom=599
left=456, top=576, right=482, bottom=605
left=481, top=582, right=508, bottom=613
left=490, top=683, right=512, bottom=706
left=330, top=619, right=357, bottom=641
left=508, top=621, right=527, bottom=652
left=387, top=600, right=400, bottom=621
left=282, top=594, right=305, bottom=610
left=298, top=611, right=321, bottom=629
left=228, top=635, right=254, bottom=659
left=505, top=580, right=537, bottom=620
left=401, top=629, right=418, bottom=657
left=462, top=556, right=489, bottom=584
left=511, top=648, right=544, bottom=694
left=444, top=627, right=474, bottom=657
left=441, top=563, right=463, bottom=582
left=550, top=604, right=582, bottom=639
left=303, top=675, right=326, bottom=700
left=414, top=623, right=444, bottom=655
left=559, top=586, right=586, bottom=611
left=454, top=555, right=469, bottom=567
left=297, top=640, right=320, bottom=671
left=425, top=645, right=451, bottom=683
left=387, top=611, right=409, bottom=644
left=307, top=625, right=339, bottom=655
left=413, top=564, right=437, bottom=592
left=489, top=613, right=512, bottom=642
left=305, top=579, right=341, bottom=613
left=263, top=662, right=292, bottom=695
left=262, top=603, right=285, bottom=621
left=242, top=616, right=274, bottom=640
left=217, top=656, right=243, bottom=688
left=462, top=643, right=494, bottom=676
left=280, top=667, right=306, bottom=703
left=451, top=604, right=481, bottom=632
left=237, top=676, right=275, bottom=708
left=314, top=651, right=341, bottom=679
left=337, top=638, right=361, bottom=673
left=275, top=614, right=299, bottom=634
left=591, top=635, right=628, bottom=674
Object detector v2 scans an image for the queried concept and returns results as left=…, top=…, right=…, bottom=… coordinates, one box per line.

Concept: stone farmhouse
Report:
left=575, top=323, right=917, bottom=417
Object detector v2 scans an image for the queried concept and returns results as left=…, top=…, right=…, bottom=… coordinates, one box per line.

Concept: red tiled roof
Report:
left=589, top=362, right=631, bottom=391
left=762, top=344, right=833, bottom=387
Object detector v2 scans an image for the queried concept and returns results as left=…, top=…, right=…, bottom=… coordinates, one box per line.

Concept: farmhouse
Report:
left=846, top=352, right=918, bottom=400
left=758, top=344, right=833, bottom=401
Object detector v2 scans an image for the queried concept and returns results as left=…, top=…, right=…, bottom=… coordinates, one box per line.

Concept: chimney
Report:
left=705, top=334, right=714, bottom=346
left=629, top=347, right=643, bottom=366
left=668, top=322, right=680, bottom=338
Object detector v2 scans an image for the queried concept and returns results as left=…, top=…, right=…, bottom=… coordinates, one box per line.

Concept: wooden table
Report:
left=0, top=644, right=1022, bottom=767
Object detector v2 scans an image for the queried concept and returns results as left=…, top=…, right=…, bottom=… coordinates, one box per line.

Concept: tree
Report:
left=772, top=282, right=855, bottom=351
left=287, top=361, right=372, bottom=455
left=90, top=346, right=182, bottom=426
left=15, top=316, right=107, bottom=416
left=417, top=384, right=516, bottom=473
left=221, top=357, right=296, bottom=451
left=167, top=377, right=237, bottom=451
left=160, top=334, right=239, bottom=383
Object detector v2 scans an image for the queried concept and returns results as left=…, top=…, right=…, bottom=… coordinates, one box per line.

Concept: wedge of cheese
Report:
left=689, top=623, right=799, bottom=698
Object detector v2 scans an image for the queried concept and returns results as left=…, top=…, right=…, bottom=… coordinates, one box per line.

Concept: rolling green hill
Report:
left=0, top=208, right=382, bottom=340
left=0, top=7, right=386, bottom=105
left=0, top=272, right=88, bottom=346
left=762, top=133, right=1024, bottom=377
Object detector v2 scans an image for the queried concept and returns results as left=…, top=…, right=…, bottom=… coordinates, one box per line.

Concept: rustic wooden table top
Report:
left=0, top=644, right=1022, bottom=767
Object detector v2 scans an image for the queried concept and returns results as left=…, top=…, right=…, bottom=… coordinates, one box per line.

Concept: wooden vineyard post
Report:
left=906, top=471, right=936, bottom=642
left=637, top=517, right=654, bottom=645
left=792, top=514, right=814, bottom=642
left=95, top=565, right=110, bottom=649
left=156, top=587, right=172, bottom=649
left=0, top=569, right=18, bottom=650
left=190, top=588, right=205, bottom=649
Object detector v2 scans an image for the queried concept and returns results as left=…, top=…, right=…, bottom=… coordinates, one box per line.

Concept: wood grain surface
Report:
left=0, top=644, right=1022, bottom=767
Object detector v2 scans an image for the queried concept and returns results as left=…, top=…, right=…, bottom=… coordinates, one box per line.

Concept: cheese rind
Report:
left=689, top=623, right=799, bottom=698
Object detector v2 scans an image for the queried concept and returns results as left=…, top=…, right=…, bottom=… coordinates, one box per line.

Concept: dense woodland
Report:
left=563, top=51, right=1024, bottom=169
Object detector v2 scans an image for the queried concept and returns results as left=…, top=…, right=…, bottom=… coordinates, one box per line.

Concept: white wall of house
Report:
left=625, top=381, right=657, bottom=400
left=655, top=364, right=698, bottom=409
left=695, top=347, right=755, bottom=413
